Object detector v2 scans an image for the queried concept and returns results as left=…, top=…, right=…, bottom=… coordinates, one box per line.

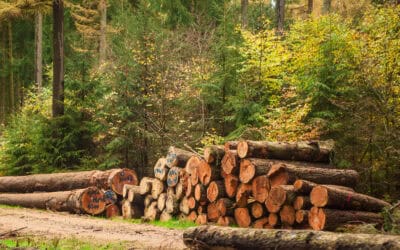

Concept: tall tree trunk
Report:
left=241, top=0, right=248, bottom=28
left=276, top=0, right=285, bottom=34
left=322, top=0, right=331, bottom=14
left=98, top=0, right=107, bottom=66
left=0, top=27, right=6, bottom=123
left=307, top=0, right=313, bottom=14
left=35, top=11, right=43, bottom=90
left=8, top=22, right=14, bottom=113
left=52, top=0, right=65, bottom=117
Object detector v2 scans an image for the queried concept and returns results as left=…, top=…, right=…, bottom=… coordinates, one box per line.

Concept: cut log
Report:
left=224, top=141, right=239, bottom=151
left=293, top=179, right=355, bottom=194
left=0, top=168, right=138, bottom=195
left=179, top=197, right=190, bottom=215
left=123, top=185, right=143, bottom=205
left=279, top=205, right=296, bottom=226
left=221, top=150, right=240, bottom=175
left=265, top=185, right=296, bottom=213
left=144, top=201, right=160, bottom=221
left=293, top=196, right=311, bottom=210
left=167, top=167, right=185, bottom=187
left=151, top=179, right=165, bottom=199
left=268, top=213, right=279, bottom=227
left=197, top=205, right=207, bottom=215
left=224, top=174, right=239, bottom=198
left=206, top=181, right=226, bottom=203
left=309, top=207, right=384, bottom=231
left=235, top=183, right=252, bottom=203
left=167, top=187, right=175, bottom=197
left=103, top=190, right=118, bottom=205
left=166, top=146, right=195, bottom=168
left=217, top=216, right=235, bottom=227
left=237, top=140, right=334, bottom=163
left=0, top=187, right=105, bottom=215
left=216, top=198, right=235, bottom=217
left=198, top=160, right=220, bottom=186
left=139, top=177, right=154, bottom=195
left=185, top=156, right=200, bottom=186
left=295, top=210, right=308, bottom=224
left=144, top=195, right=154, bottom=208
left=185, top=179, right=193, bottom=198
left=165, top=194, right=179, bottom=214
left=253, top=217, right=269, bottom=229
left=105, top=204, right=120, bottom=218
left=195, top=214, right=208, bottom=225
left=194, top=184, right=207, bottom=204
left=310, top=186, right=390, bottom=212
left=160, top=210, right=173, bottom=222
left=234, top=207, right=251, bottom=228
left=250, top=202, right=266, bottom=219
left=157, top=193, right=167, bottom=211
left=251, top=175, right=270, bottom=203
left=239, top=158, right=272, bottom=183
left=207, top=202, right=220, bottom=222
left=184, top=225, right=400, bottom=249
left=175, top=174, right=189, bottom=200
left=188, top=196, right=198, bottom=210
left=204, top=145, right=225, bottom=165
left=187, top=210, right=198, bottom=222
left=154, top=157, right=168, bottom=181
left=268, top=163, right=359, bottom=188
left=122, top=199, right=143, bottom=219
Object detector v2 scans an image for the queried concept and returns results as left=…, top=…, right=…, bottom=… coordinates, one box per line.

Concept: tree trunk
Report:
left=267, top=164, right=359, bottom=188
left=204, top=145, right=225, bottom=165
left=309, top=207, right=383, bottom=231
left=221, top=150, right=239, bottom=175
left=307, top=0, right=313, bottom=14
left=166, top=146, right=195, bottom=168
left=0, top=168, right=137, bottom=195
left=279, top=205, right=295, bottom=226
left=239, top=158, right=272, bottom=183
left=224, top=174, right=239, bottom=198
left=98, top=0, right=107, bottom=66
left=207, top=180, right=226, bottom=203
left=234, top=207, right=251, bottom=228
left=241, top=0, right=248, bottom=28
left=184, top=226, right=400, bottom=249
left=216, top=198, right=234, bottom=217
left=276, top=0, right=285, bottom=34
left=265, top=185, right=296, bottom=213
left=0, top=27, right=6, bottom=122
left=322, top=0, right=331, bottom=14
left=237, top=140, right=333, bottom=162
left=251, top=175, right=270, bottom=203
left=35, top=11, right=43, bottom=90
left=154, top=158, right=168, bottom=181
left=8, top=22, right=14, bottom=113
left=294, top=179, right=354, bottom=194
left=310, top=186, right=390, bottom=212
left=0, top=187, right=105, bottom=215
left=52, top=0, right=65, bottom=117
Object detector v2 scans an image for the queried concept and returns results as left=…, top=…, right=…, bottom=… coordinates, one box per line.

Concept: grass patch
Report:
left=0, top=236, right=128, bottom=250
left=117, top=217, right=196, bottom=229
left=0, top=204, right=21, bottom=209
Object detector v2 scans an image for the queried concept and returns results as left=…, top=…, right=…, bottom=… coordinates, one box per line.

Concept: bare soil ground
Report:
left=0, top=206, right=187, bottom=249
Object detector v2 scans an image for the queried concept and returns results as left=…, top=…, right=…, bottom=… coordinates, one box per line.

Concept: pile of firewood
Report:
left=154, top=140, right=390, bottom=231
left=0, top=168, right=138, bottom=216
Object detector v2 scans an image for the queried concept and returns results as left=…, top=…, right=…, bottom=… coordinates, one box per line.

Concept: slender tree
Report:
left=8, top=21, right=14, bottom=113
left=98, top=0, right=107, bottom=66
left=241, top=0, right=248, bottom=28
left=52, top=0, right=64, bottom=117
left=276, top=0, right=285, bottom=34
left=308, top=0, right=313, bottom=14
left=35, top=11, right=43, bottom=90
left=322, top=0, right=331, bottom=14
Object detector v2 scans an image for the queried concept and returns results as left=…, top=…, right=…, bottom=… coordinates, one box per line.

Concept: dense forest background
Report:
left=0, top=0, right=399, bottom=201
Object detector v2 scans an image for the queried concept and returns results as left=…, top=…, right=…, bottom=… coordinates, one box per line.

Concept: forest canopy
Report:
left=0, top=0, right=399, bottom=201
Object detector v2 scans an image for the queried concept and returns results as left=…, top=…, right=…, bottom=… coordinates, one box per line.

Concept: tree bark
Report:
left=7, top=22, right=14, bottom=113
left=267, top=163, right=359, bottom=188
left=122, top=199, right=143, bottom=219
left=251, top=175, right=270, bottom=203
left=276, top=0, right=285, bottom=34
left=294, top=179, right=354, bottom=194
left=204, top=145, right=225, bottom=165
left=239, top=158, right=272, bottom=183
left=224, top=141, right=238, bottom=151
left=183, top=226, right=400, bottom=249
left=98, top=0, right=107, bottom=66
left=35, top=11, right=43, bottom=90
left=237, top=140, right=334, bottom=162
left=0, top=168, right=137, bottom=195
left=52, top=0, right=65, bottom=117
left=241, top=0, right=248, bottom=28
left=207, top=180, right=226, bottom=203
left=309, top=207, right=383, bottom=231
left=0, top=187, right=105, bottom=215
left=139, top=177, right=154, bottom=195
left=310, top=185, right=390, bottom=212
left=265, top=185, right=296, bottom=213
left=307, top=0, right=313, bottom=14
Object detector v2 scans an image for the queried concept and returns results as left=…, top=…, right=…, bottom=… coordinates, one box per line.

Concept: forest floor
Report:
left=0, top=206, right=187, bottom=249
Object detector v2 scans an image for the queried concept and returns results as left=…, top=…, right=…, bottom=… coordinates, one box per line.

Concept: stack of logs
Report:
left=144, top=141, right=390, bottom=231
left=0, top=168, right=139, bottom=217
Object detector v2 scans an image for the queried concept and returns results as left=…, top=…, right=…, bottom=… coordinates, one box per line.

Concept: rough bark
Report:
left=216, top=198, right=235, bottom=217
left=294, top=179, right=355, bottom=194
left=207, top=180, right=226, bottom=203
left=250, top=202, right=266, bottom=219
left=224, top=174, right=239, bottom=198
left=0, top=187, right=105, bottom=215
left=309, top=207, right=383, bottom=231
left=241, top=0, right=248, bottom=28
left=234, top=207, right=251, bottom=228
left=251, top=175, right=270, bottom=203
left=204, top=145, right=225, bottom=165
left=322, top=0, right=331, bottom=14
left=221, top=150, right=240, bottom=175
left=279, top=205, right=295, bottom=226
left=123, top=185, right=143, bottom=205
left=154, top=157, right=168, bottom=181
left=307, top=0, right=313, bottom=14
left=183, top=225, right=400, bottom=249
left=0, top=168, right=137, bottom=195
left=98, top=0, right=107, bottom=66
left=310, top=186, right=390, bottom=212
left=276, top=0, right=285, bottom=34
left=267, top=163, right=359, bottom=188
left=166, top=146, right=195, bottom=168
left=237, top=140, right=334, bottom=163
left=265, top=185, right=296, bottom=213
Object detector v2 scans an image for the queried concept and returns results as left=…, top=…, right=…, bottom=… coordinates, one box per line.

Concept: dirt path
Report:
left=0, top=207, right=187, bottom=249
